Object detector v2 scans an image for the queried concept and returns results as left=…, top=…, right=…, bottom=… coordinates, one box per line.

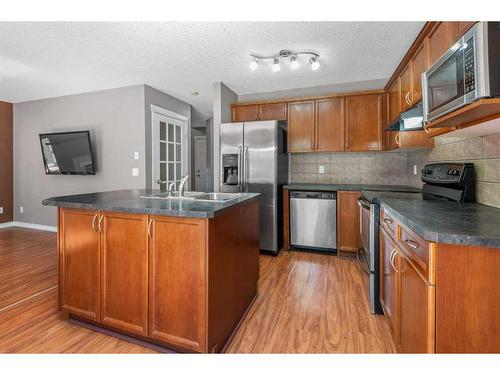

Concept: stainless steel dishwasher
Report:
left=290, top=191, right=337, bottom=252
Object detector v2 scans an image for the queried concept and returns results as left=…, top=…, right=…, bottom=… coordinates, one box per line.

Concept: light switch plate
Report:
left=20, top=206, right=24, bottom=214
left=134, top=152, right=139, bottom=160
left=318, top=165, right=325, bottom=174
left=132, top=168, right=139, bottom=177
left=413, top=164, right=418, bottom=175
left=0, top=207, right=3, bottom=214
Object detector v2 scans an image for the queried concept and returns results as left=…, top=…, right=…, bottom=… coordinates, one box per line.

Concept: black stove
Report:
left=421, top=163, right=475, bottom=203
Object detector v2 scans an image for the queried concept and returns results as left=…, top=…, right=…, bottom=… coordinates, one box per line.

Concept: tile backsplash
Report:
left=290, top=152, right=408, bottom=185
left=407, top=132, right=500, bottom=208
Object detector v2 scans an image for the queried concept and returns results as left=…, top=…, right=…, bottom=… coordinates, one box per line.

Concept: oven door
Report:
left=358, top=197, right=372, bottom=273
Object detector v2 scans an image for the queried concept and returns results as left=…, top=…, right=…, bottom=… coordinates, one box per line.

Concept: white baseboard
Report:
left=0, top=221, right=57, bottom=232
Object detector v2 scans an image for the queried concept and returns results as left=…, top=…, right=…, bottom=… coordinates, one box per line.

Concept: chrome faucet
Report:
left=167, top=181, right=176, bottom=194
left=178, top=175, right=189, bottom=196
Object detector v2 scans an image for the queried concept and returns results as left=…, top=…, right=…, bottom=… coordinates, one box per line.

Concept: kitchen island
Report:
left=43, top=189, right=260, bottom=353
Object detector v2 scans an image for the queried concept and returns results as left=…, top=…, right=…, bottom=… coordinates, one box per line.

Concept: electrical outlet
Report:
left=132, top=168, right=139, bottom=177
left=134, top=152, right=139, bottom=160
left=20, top=206, right=24, bottom=214
left=318, top=165, right=325, bottom=174
left=413, top=164, right=418, bottom=175
left=0, top=207, right=3, bottom=214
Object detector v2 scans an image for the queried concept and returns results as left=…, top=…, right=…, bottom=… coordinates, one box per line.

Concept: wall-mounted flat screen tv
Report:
left=39, top=131, right=96, bottom=175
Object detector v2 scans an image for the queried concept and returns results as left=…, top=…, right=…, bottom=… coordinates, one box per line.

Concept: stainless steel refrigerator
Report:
left=220, top=120, right=288, bottom=253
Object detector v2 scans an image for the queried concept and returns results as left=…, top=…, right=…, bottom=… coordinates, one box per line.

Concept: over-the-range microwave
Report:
left=422, top=22, right=500, bottom=122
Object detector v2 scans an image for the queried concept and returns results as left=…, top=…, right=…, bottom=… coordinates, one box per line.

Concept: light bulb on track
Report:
left=249, top=59, right=259, bottom=71
left=290, top=56, right=299, bottom=70
left=272, top=58, right=281, bottom=72
left=309, top=56, right=320, bottom=71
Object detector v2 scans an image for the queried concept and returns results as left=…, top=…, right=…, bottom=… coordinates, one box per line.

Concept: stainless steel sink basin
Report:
left=140, top=191, right=205, bottom=200
left=193, top=193, right=242, bottom=202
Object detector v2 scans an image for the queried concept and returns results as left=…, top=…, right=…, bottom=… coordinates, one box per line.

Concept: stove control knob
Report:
left=447, top=169, right=453, bottom=175
left=454, top=169, right=461, bottom=176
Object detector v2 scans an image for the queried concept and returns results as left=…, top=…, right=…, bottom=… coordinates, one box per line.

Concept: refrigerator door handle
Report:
left=243, top=146, right=249, bottom=192
left=237, top=145, right=243, bottom=192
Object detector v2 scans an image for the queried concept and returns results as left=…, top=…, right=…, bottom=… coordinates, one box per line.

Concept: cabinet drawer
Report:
left=397, top=223, right=435, bottom=284
left=380, top=207, right=396, bottom=239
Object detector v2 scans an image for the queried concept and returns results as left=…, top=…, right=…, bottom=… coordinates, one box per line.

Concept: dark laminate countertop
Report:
left=284, top=183, right=421, bottom=193
left=42, top=189, right=260, bottom=219
left=362, top=191, right=500, bottom=248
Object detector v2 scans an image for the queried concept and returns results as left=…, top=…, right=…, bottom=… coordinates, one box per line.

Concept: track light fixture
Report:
left=249, top=49, right=320, bottom=72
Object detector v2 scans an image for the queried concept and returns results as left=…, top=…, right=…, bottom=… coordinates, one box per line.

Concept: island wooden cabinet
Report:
left=336, top=191, right=361, bottom=254
left=57, top=200, right=259, bottom=353
left=345, top=94, right=383, bottom=151
left=148, top=215, right=207, bottom=352
left=100, top=211, right=149, bottom=336
left=59, top=208, right=101, bottom=322
left=288, top=100, right=315, bottom=152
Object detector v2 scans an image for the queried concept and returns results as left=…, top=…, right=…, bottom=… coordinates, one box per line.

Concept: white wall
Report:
left=212, top=82, right=237, bottom=191
left=14, top=85, right=146, bottom=226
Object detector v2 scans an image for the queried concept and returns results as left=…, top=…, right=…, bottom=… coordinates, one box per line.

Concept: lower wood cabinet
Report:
left=336, top=191, right=361, bottom=253
left=59, top=208, right=101, bottom=321
left=100, top=212, right=149, bottom=336
left=380, top=222, right=435, bottom=353
left=149, top=216, right=207, bottom=352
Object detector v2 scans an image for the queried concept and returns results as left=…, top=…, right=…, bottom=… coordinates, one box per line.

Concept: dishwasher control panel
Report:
left=290, top=191, right=336, bottom=199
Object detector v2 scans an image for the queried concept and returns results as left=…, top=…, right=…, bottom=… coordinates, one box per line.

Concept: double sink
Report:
left=140, top=191, right=243, bottom=203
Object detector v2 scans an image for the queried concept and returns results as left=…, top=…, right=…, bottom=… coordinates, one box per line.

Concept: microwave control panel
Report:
left=464, top=38, right=475, bottom=93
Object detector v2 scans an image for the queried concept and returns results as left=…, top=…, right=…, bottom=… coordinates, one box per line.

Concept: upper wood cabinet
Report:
left=336, top=191, right=361, bottom=253
left=400, top=64, right=412, bottom=112
left=100, top=212, right=149, bottom=336
left=288, top=100, right=315, bottom=153
left=59, top=209, right=101, bottom=322
left=315, top=98, right=345, bottom=152
left=345, top=94, right=383, bottom=151
left=231, top=104, right=259, bottom=122
left=410, top=40, right=429, bottom=104
left=231, top=102, right=286, bottom=122
left=428, top=22, right=459, bottom=65
left=258, top=103, right=287, bottom=121
left=456, top=21, right=476, bottom=39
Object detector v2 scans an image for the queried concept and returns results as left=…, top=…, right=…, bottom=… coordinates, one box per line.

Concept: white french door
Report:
left=152, top=107, right=188, bottom=191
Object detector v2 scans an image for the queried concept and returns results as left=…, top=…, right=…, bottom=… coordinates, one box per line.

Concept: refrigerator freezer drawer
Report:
left=290, top=197, right=337, bottom=250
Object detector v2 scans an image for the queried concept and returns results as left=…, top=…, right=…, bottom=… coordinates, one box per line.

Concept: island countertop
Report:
left=43, top=189, right=260, bottom=219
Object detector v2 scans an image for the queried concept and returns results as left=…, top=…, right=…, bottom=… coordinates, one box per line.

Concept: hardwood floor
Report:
left=0, top=228, right=396, bottom=353
left=0, top=227, right=57, bottom=309
left=227, top=250, right=396, bottom=353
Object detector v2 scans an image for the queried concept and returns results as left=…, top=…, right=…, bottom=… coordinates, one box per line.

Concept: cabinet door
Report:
left=428, top=22, right=459, bottom=65
left=100, top=212, right=149, bottom=336
left=411, top=41, right=429, bottom=104
left=336, top=191, right=361, bottom=253
left=258, top=102, right=287, bottom=121
left=315, top=98, right=345, bottom=152
left=456, top=22, right=476, bottom=39
left=288, top=101, right=315, bottom=153
left=149, top=216, right=207, bottom=352
left=59, top=208, right=100, bottom=321
left=345, top=94, right=383, bottom=151
left=400, top=65, right=412, bottom=112
left=385, top=79, right=401, bottom=151
left=397, top=251, right=435, bottom=353
left=380, top=228, right=399, bottom=336
left=231, top=104, right=259, bottom=122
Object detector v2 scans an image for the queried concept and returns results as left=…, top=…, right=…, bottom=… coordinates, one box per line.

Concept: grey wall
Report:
left=14, top=85, right=146, bottom=226
left=212, top=82, right=238, bottom=191
left=144, top=85, right=192, bottom=189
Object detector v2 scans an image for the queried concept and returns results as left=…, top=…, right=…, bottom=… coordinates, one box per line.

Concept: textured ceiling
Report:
left=0, top=22, right=424, bottom=120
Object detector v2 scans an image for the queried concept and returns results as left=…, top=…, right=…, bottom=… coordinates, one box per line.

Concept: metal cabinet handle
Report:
left=383, top=217, right=393, bottom=224
left=91, top=214, right=98, bottom=232
left=147, top=218, right=153, bottom=239
left=408, top=90, right=413, bottom=105
left=98, top=215, right=104, bottom=233
left=423, top=123, right=430, bottom=134
left=243, top=146, right=249, bottom=192
left=237, top=145, right=243, bottom=192
left=395, top=132, right=401, bottom=146
left=405, top=239, right=419, bottom=250
left=389, top=249, right=399, bottom=273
